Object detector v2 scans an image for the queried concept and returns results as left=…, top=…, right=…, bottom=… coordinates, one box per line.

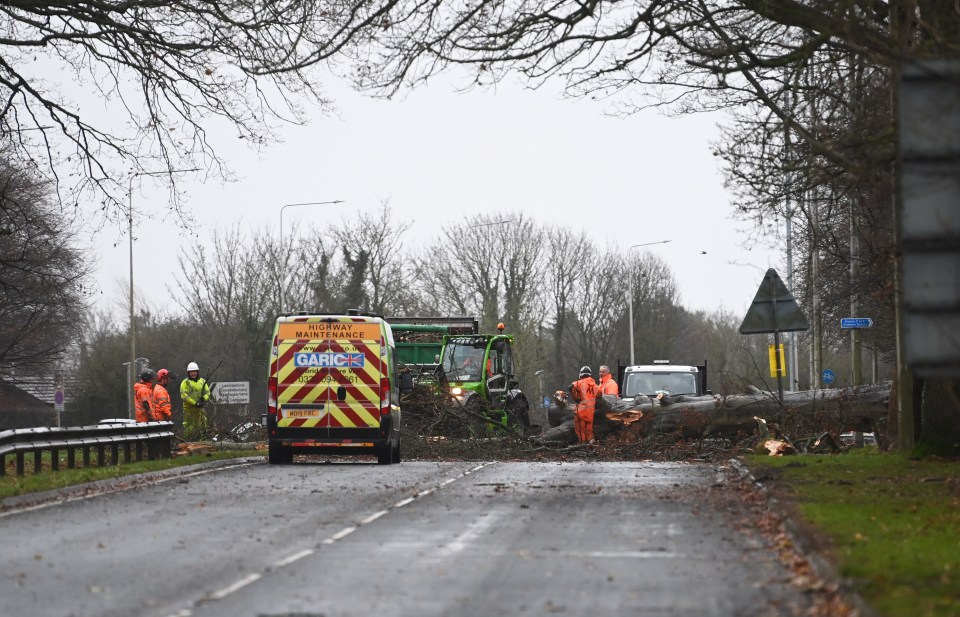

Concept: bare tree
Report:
left=563, top=246, right=625, bottom=370
left=174, top=224, right=277, bottom=329
left=545, top=226, right=592, bottom=379
left=0, top=147, right=89, bottom=374
left=0, top=1, right=391, bottom=214
left=331, top=203, right=414, bottom=315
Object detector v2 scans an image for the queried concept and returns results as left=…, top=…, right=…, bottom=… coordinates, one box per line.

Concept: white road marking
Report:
left=209, top=573, right=262, bottom=600
left=322, top=526, right=357, bottom=544
left=360, top=510, right=390, bottom=525
left=439, top=511, right=504, bottom=556
left=171, top=462, right=502, bottom=617
left=578, top=551, right=687, bottom=559
left=273, top=549, right=314, bottom=568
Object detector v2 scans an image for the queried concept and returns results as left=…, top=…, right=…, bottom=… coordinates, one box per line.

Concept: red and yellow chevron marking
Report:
left=274, top=317, right=385, bottom=429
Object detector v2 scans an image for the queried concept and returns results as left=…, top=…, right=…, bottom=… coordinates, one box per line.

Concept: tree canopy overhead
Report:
left=0, top=1, right=382, bottom=216
left=4, top=1, right=955, bottom=221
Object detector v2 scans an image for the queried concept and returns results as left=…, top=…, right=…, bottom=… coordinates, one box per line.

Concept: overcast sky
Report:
left=89, top=75, right=782, bottom=320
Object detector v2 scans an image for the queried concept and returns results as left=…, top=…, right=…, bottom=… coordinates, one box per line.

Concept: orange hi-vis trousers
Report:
left=574, top=407, right=595, bottom=443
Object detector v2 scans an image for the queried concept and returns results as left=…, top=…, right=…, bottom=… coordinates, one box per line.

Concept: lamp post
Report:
left=627, top=240, right=672, bottom=366
left=278, top=201, right=344, bottom=313
left=127, top=168, right=199, bottom=418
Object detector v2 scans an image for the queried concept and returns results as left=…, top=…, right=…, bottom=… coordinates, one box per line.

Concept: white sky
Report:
left=89, top=75, right=783, bottom=319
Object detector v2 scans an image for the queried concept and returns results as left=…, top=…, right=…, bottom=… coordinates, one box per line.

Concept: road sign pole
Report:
left=852, top=328, right=863, bottom=386
left=774, top=329, right=784, bottom=407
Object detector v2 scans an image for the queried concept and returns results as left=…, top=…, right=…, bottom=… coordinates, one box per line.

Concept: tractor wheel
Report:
left=507, top=396, right=531, bottom=428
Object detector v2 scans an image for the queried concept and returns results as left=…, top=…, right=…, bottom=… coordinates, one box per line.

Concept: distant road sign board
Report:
left=840, top=317, right=873, bottom=329
left=739, top=268, right=810, bottom=334
left=822, top=369, right=835, bottom=385
left=212, top=382, right=250, bottom=404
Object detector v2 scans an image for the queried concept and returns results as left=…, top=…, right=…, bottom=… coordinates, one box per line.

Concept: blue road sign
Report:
left=840, top=317, right=873, bottom=329
left=822, top=369, right=835, bottom=385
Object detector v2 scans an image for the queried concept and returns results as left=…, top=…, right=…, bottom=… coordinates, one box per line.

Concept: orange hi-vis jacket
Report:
left=570, top=376, right=598, bottom=443
left=599, top=373, right=619, bottom=397
left=570, top=376, right=598, bottom=416
left=134, top=381, right=155, bottom=423
left=153, top=383, right=172, bottom=421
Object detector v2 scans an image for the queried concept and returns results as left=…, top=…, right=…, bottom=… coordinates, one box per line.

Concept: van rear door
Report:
left=276, top=319, right=384, bottom=437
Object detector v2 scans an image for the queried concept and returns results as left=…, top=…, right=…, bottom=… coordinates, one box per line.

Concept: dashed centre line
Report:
left=184, top=461, right=497, bottom=614
left=209, top=573, right=261, bottom=601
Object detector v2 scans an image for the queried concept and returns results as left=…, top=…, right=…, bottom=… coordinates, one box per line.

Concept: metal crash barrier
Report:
left=0, top=422, right=175, bottom=477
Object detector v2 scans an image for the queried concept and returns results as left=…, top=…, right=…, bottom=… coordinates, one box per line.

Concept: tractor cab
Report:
left=440, top=330, right=528, bottom=427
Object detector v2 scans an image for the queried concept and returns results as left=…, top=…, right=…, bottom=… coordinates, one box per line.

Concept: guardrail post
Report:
left=124, top=442, right=133, bottom=464
left=83, top=446, right=91, bottom=468
left=0, top=454, right=5, bottom=477
left=161, top=436, right=171, bottom=458
left=97, top=445, right=106, bottom=467
left=33, top=450, right=42, bottom=474
left=110, top=443, right=119, bottom=465
left=136, top=441, right=145, bottom=462
left=17, top=452, right=25, bottom=476
left=51, top=448, right=60, bottom=471
left=68, top=448, right=76, bottom=469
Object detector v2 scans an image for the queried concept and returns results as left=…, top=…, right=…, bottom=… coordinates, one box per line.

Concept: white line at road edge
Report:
left=193, top=461, right=497, bottom=614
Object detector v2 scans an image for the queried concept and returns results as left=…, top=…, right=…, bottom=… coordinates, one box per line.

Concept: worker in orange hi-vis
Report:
left=597, top=365, right=619, bottom=397
left=134, top=370, right=156, bottom=423
left=152, top=369, right=173, bottom=422
left=569, top=366, right=599, bottom=444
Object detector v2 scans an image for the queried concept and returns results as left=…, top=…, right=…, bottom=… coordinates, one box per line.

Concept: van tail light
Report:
left=380, top=377, right=390, bottom=415
left=267, top=376, right=278, bottom=417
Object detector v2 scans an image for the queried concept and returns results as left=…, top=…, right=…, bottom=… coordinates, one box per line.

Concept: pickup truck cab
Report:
left=622, top=360, right=710, bottom=398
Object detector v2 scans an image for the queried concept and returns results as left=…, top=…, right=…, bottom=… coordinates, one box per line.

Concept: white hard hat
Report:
left=187, top=362, right=200, bottom=372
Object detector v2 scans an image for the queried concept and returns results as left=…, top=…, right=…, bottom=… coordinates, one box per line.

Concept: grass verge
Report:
left=746, top=449, right=960, bottom=617
left=1, top=447, right=260, bottom=501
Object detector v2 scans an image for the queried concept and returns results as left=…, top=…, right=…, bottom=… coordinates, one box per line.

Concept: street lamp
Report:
left=279, top=201, right=344, bottom=313
left=127, top=168, right=199, bottom=418
left=627, top=240, right=672, bottom=366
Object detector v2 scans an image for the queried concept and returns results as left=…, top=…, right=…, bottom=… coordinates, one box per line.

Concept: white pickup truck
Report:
left=621, top=360, right=710, bottom=398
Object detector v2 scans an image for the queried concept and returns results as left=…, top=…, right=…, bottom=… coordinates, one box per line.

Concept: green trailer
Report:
left=389, top=317, right=478, bottom=367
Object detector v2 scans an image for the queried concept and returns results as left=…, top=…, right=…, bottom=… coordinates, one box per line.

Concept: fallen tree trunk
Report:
left=539, top=382, right=891, bottom=444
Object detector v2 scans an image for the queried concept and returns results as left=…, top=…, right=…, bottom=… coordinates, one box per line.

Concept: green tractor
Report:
left=389, top=317, right=531, bottom=432
left=439, top=327, right=531, bottom=430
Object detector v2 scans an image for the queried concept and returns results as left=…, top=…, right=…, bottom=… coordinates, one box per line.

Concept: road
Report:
left=1, top=460, right=812, bottom=616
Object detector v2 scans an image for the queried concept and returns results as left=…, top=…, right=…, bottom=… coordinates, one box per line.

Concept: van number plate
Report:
left=286, top=409, right=323, bottom=418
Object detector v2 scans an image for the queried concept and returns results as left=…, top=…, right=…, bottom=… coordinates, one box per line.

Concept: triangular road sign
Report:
left=739, top=268, right=810, bottom=334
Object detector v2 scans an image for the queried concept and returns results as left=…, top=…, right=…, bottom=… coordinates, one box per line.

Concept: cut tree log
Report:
left=538, top=382, right=891, bottom=444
